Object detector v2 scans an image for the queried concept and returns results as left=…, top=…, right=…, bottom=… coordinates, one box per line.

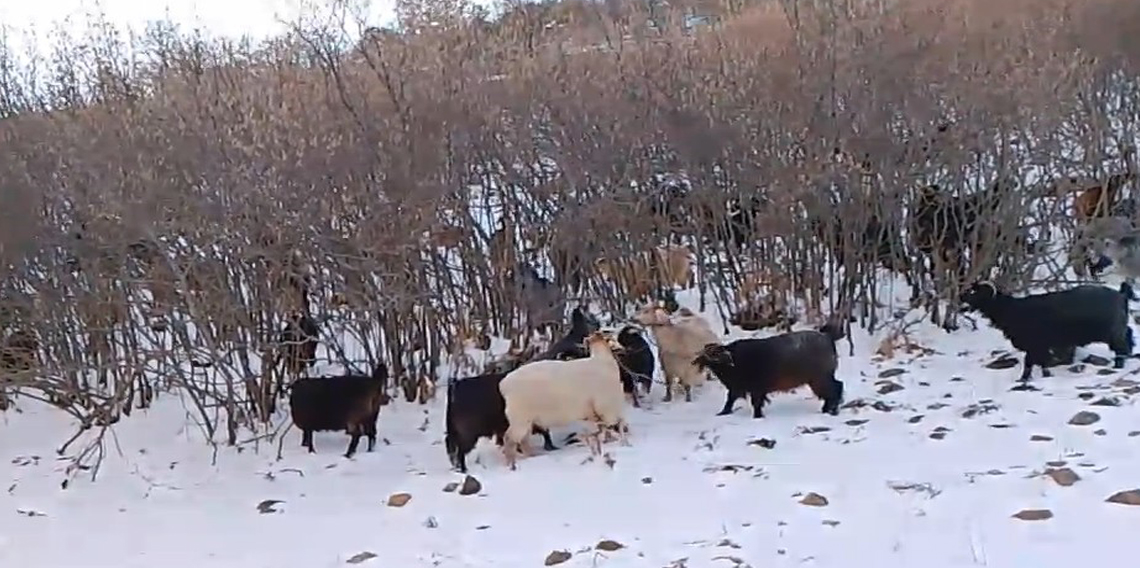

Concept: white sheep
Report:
left=632, top=305, right=718, bottom=402
left=498, top=331, right=629, bottom=469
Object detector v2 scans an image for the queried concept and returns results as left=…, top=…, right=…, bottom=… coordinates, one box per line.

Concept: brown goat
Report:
left=1072, top=173, right=1135, bottom=223
left=595, top=245, right=693, bottom=298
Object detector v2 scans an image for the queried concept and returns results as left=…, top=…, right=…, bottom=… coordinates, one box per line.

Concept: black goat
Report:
left=289, top=363, right=391, bottom=457
left=693, top=324, right=845, bottom=418
left=615, top=325, right=655, bottom=407
left=960, top=281, right=1135, bottom=381
left=444, top=372, right=556, bottom=473
left=532, top=306, right=601, bottom=362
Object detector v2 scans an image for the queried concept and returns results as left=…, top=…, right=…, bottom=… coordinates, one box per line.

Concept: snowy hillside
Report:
left=3, top=290, right=1140, bottom=568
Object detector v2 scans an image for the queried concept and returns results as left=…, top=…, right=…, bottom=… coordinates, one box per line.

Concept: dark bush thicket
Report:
left=2, top=0, right=1140, bottom=469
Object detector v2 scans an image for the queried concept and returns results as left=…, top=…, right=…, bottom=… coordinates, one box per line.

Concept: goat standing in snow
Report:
left=532, top=306, right=601, bottom=362
left=444, top=371, right=557, bottom=473
left=694, top=324, right=845, bottom=418
left=632, top=305, right=718, bottom=402
left=289, top=363, right=391, bottom=457
left=959, top=281, right=1135, bottom=381
left=499, top=331, right=629, bottom=469
left=615, top=325, right=655, bottom=407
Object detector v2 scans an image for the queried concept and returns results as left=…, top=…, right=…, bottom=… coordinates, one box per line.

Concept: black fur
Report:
left=615, top=325, right=655, bottom=407
left=693, top=325, right=844, bottom=418
left=444, top=372, right=556, bottom=473
left=289, top=363, right=390, bottom=458
left=960, top=281, right=1135, bottom=381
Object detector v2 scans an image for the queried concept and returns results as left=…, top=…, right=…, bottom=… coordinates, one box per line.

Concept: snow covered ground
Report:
left=3, top=290, right=1140, bottom=568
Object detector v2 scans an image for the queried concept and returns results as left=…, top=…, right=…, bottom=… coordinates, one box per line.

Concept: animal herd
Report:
left=280, top=267, right=1140, bottom=472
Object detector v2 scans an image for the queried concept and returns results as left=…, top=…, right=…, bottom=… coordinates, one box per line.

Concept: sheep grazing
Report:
left=632, top=305, right=718, bottom=402
left=693, top=324, right=845, bottom=418
left=959, top=281, right=1135, bottom=381
left=443, top=372, right=557, bottom=473
left=499, top=331, right=629, bottom=469
left=615, top=325, right=655, bottom=407
left=288, top=363, right=391, bottom=458
left=533, top=306, right=601, bottom=362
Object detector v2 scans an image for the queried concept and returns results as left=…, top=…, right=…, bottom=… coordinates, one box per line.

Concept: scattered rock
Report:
left=1097, top=369, right=1116, bottom=376
left=822, top=519, right=840, bottom=527
left=256, top=499, right=283, bottom=514
left=878, top=368, right=906, bottom=378
left=544, top=550, right=573, bottom=565
left=876, top=381, right=905, bottom=394
left=641, top=477, right=653, bottom=484
left=1068, top=411, right=1101, bottom=426
left=929, top=432, right=947, bottom=440
left=798, top=426, right=831, bottom=434
left=986, top=355, right=1020, bottom=369
left=1083, top=354, right=1111, bottom=366
left=1078, top=392, right=1096, bottom=400
left=387, top=493, right=412, bottom=507
left=949, top=376, right=964, bottom=382
left=1010, top=383, right=1041, bottom=392
left=1113, top=378, right=1140, bottom=387
left=346, top=551, right=378, bottom=564
left=1068, top=364, right=1087, bottom=373
left=1106, top=489, right=1140, bottom=505
left=1012, top=509, right=1054, bottom=521
left=476, top=525, right=491, bottom=530
left=595, top=540, right=625, bottom=552
left=423, top=516, right=438, bottom=528
left=799, top=492, right=829, bottom=506
left=990, top=423, right=1015, bottom=429
left=927, top=402, right=950, bottom=410
left=1129, top=431, right=1140, bottom=437
left=1044, top=467, right=1081, bottom=487
left=1094, top=429, right=1107, bottom=436
left=871, top=401, right=894, bottom=412
left=1046, top=460, right=1067, bottom=467
left=16, top=509, right=45, bottom=517
left=962, top=402, right=1000, bottom=419
left=907, top=415, right=924, bottom=424
left=1091, top=397, right=1121, bottom=407
left=845, top=419, right=869, bottom=426
left=1030, top=435, right=1054, bottom=442
left=747, top=438, right=776, bottom=449
left=458, top=475, right=482, bottom=496
left=442, top=482, right=459, bottom=493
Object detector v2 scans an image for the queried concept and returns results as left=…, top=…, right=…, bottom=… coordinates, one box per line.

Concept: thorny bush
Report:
left=1, top=0, right=1140, bottom=476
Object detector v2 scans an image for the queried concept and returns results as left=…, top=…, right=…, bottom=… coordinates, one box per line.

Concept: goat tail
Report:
left=1120, top=281, right=1138, bottom=302
left=818, top=322, right=846, bottom=342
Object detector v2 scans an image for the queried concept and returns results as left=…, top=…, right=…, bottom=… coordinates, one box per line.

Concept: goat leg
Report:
left=345, top=433, right=362, bottom=458
left=663, top=375, right=674, bottom=402
left=684, top=383, right=693, bottom=402
left=1019, top=353, right=1036, bottom=382
left=535, top=427, right=557, bottom=451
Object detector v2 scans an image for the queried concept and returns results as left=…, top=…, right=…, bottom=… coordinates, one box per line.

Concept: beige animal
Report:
left=632, top=305, right=718, bottom=402
left=499, top=331, right=629, bottom=469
